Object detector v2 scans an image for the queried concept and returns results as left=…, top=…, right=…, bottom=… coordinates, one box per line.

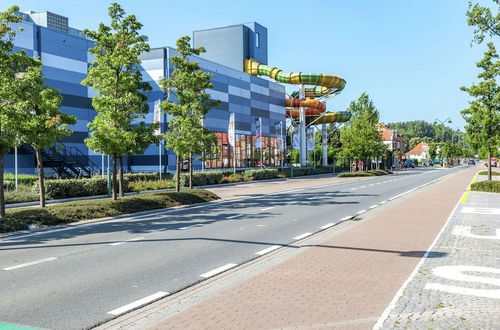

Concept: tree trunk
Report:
left=35, top=149, right=46, bottom=208
left=488, top=150, right=492, bottom=181
left=119, top=157, right=124, bottom=197
left=175, top=154, right=181, bottom=192
left=0, top=152, right=5, bottom=218
left=112, top=156, right=118, bottom=200
left=189, top=152, right=193, bottom=189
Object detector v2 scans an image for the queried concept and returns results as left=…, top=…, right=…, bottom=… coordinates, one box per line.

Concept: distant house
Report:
left=378, top=124, right=406, bottom=165
left=406, top=142, right=430, bottom=163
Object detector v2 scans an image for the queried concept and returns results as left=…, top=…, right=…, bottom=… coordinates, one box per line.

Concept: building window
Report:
left=255, top=32, right=260, bottom=48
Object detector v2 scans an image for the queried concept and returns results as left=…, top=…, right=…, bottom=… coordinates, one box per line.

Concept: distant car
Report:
left=404, top=159, right=415, bottom=168
left=468, top=160, right=476, bottom=165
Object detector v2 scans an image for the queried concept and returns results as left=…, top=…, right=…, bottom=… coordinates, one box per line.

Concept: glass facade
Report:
left=204, top=132, right=284, bottom=169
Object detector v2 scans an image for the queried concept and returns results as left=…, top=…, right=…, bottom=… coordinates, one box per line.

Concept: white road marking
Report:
left=293, top=232, right=313, bottom=240
left=369, top=205, right=378, bottom=209
left=360, top=185, right=366, bottom=188
left=200, top=263, right=238, bottom=278
left=306, top=197, right=315, bottom=200
left=109, top=237, right=144, bottom=246
left=107, top=291, right=169, bottom=315
left=376, top=182, right=381, bottom=185
left=255, top=245, right=282, bottom=255
left=320, top=223, right=335, bottom=229
left=379, top=200, right=388, bottom=204
left=452, top=225, right=500, bottom=240
left=260, top=207, right=274, bottom=211
left=179, top=224, right=202, bottom=230
left=461, top=207, right=500, bottom=215
left=227, top=215, right=240, bottom=219
left=373, top=187, right=462, bottom=329
left=340, top=216, right=353, bottom=221
left=3, top=257, right=57, bottom=271
left=356, top=209, right=367, bottom=215
left=350, top=187, right=357, bottom=190
left=369, top=184, right=374, bottom=186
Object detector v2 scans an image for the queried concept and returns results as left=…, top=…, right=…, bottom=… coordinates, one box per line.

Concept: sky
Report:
left=1, top=0, right=491, bottom=131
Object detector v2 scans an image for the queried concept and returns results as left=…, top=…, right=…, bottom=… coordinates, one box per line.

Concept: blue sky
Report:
left=3, top=0, right=489, bottom=130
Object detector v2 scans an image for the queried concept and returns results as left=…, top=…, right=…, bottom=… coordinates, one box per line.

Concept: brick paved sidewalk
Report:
left=99, top=167, right=477, bottom=330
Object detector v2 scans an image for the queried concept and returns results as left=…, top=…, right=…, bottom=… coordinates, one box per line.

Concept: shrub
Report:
left=470, top=180, right=500, bottom=193
left=5, top=184, right=39, bottom=204
left=128, top=180, right=175, bottom=192
left=1, top=189, right=220, bottom=233
left=3, top=180, right=15, bottom=191
left=4, top=173, right=38, bottom=185
left=179, top=171, right=224, bottom=187
left=338, top=171, right=376, bottom=178
left=33, top=177, right=126, bottom=199
left=242, top=169, right=279, bottom=180
left=123, top=172, right=172, bottom=182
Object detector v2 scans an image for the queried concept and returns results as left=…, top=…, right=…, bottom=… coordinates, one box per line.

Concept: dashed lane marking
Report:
left=109, top=237, right=144, bottom=246
left=3, top=257, right=57, bottom=271
left=320, top=223, right=335, bottom=229
left=260, top=207, right=274, bottom=211
left=107, top=292, right=169, bottom=316
left=200, top=263, right=238, bottom=278
left=293, top=232, right=313, bottom=240
left=255, top=245, right=282, bottom=255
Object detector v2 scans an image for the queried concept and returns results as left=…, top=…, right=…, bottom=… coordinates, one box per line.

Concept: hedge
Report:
left=3, top=173, right=38, bottom=185
left=128, top=179, right=175, bottom=192
left=242, top=169, right=279, bottom=180
left=1, top=189, right=220, bottom=233
left=179, top=171, right=224, bottom=186
left=33, top=177, right=126, bottom=199
left=470, top=180, right=500, bottom=193
left=338, top=172, right=376, bottom=178
left=123, top=172, right=173, bottom=182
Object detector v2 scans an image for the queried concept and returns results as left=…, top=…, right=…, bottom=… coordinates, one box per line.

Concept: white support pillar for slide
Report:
left=299, top=84, right=307, bottom=167
left=322, top=123, right=328, bottom=167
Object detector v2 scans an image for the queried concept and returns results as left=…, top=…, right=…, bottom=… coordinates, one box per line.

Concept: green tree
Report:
left=467, top=0, right=500, bottom=44
left=0, top=6, right=36, bottom=217
left=338, top=93, right=386, bottom=169
left=82, top=3, right=155, bottom=199
left=461, top=43, right=500, bottom=180
left=17, top=64, right=76, bottom=207
left=160, top=36, right=220, bottom=191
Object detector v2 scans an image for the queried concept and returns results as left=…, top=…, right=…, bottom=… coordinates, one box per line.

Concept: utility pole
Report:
left=299, top=84, right=306, bottom=167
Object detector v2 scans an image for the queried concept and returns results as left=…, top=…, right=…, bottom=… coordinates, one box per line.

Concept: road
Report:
left=0, top=166, right=465, bottom=330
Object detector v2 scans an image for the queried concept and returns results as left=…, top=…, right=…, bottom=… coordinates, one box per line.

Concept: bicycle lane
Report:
left=376, top=174, right=500, bottom=329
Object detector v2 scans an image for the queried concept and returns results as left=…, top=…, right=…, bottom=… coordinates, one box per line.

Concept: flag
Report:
left=255, top=117, right=262, bottom=148
left=307, top=127, right=315, bottom=151
left=228, top=112, right=235, bottom=147
left=153, top=99, right=161, bottom=136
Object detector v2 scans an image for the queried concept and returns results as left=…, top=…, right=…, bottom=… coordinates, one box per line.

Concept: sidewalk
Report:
left=98, top=166, right=484, bottom=329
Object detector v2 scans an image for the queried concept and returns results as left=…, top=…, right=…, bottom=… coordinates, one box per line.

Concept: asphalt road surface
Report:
left=0, top=166, right=465, bottom=330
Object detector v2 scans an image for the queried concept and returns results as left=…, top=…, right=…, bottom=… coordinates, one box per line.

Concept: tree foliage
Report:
left=82, top=2, right=156, bottom=199
left=160, top=35, right=220, bottom=191
left=0, top=5, right=37, bottom=217
left=338, top=93, right=386, bottom=165
left=467, top=0, right=500, bottom=44
left=17, top=64, right=76, bottom=207
left=461, top=43, right=500, bottom=180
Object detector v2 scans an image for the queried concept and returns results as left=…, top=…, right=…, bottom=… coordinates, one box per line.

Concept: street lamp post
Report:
left=433, top=118, right=452, bottom=142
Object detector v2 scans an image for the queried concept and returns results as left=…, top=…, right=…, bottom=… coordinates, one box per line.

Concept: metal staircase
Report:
left=21, top=142, right=101, bottom=178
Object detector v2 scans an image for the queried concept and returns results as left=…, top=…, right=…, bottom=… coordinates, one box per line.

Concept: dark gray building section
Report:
left=193, top=22, right=268, bottom=71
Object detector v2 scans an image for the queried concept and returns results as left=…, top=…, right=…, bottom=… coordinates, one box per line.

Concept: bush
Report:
left=242, top=169, right=279, bottom=180
left=33, top=177, right=126, bottom=199
left=367, top=169, right=392, bottom=176
left=179, top=171, right=224, bottom=187
left=470, top=180, right=500, bottom=193
left=221, top=173, right=250, bottom=184
left=1, top=189, right=220, bottom=233
left=5, top=184, right=39, bottom=204
left=4, top=173, right=38, bottom=185
left=128, top=180, right=175, bottom=192
left=123, top=172, right=172, bottom=182
left=3, top=180, right=15, bottom=191
left=338, top=171, right=376, bottom=178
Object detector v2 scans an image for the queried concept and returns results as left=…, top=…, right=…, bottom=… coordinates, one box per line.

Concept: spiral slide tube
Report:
left=244, top=59, right=350, bottom=125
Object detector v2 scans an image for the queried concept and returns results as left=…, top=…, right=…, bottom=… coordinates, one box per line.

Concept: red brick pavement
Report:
left=147, top=168, right=476, bottom=330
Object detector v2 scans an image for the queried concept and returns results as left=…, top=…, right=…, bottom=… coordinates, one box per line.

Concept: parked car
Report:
left=404, top=159, right=415, bottom=168
left=468, top=159, right=476, bottom=165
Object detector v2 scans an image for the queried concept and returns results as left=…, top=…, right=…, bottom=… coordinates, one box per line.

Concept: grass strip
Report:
left=1, top=189, right=219, bottom=233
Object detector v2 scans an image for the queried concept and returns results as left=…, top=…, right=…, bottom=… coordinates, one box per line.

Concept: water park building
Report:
left=6, top=10, right=349, bottom=176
